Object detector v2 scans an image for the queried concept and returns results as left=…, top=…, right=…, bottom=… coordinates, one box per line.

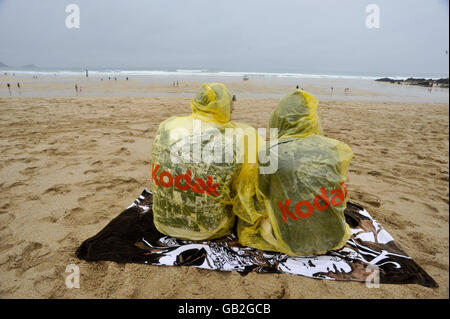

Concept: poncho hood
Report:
left=270, top=89, right=323, bottom=139
left=190, top=83, right=232, bottom=124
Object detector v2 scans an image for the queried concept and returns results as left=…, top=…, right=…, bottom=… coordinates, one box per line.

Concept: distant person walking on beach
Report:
left=75, top=84, right=78, bottom=95
left=331, top=86, right=334, bottom=95
left=86, top=69, right=89, bottom=77
left=17, top=82, right=21, bottom=95
left=7, top=83, right=11, bottom=95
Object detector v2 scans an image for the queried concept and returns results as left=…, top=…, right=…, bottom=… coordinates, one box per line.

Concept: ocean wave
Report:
left=0, top=68, right=445, bottom=80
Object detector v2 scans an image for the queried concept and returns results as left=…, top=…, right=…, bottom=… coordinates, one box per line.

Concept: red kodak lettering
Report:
left=340, top=182, right=348, bottom=199
left=151, top=164, right=222, bottom=197
left=280, top=183, right=350, bottom=222
left=174, top=169, right=192, bottom=191
left=152, top=164, right=160, bottom=186
left=206, top=176, right=219, bottom=197
left=295, top=200, right=314, bottom=218
left=330, top=188, right=345, bottom=206
left=192, top=178, right=206, bottom=194
left=313, top=187, right=331, bottom=211
left=278, top=199, right=298, bottom=222
left=159, top=171, right=173, bottom=188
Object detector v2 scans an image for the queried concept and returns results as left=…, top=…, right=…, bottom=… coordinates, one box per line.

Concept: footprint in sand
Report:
left=13, top=242, right=50, bottom=275
left=92, top=177, right=140, bottom=192
left=59, top=207, right=108, bottom=226
left=43, top=184, right=71, bottom=195
left=437, top=195, right=448, bottom=205
left=3, top=181, right=26, bottom=191
left=422, top=201, right=439, bottom=213
left=40, top=215, right=58, bottom=223
left=407, top=231, right=439, bottom=256
left=83, top=168, right=100, bottom=175
left=0, top=203, right=11, bottom=214
left=367, top=170, right=382, bottom=177
left=19, top=166, right=39, bottom=176
left=0, top=213, right=15, bottom=230
left=106, top=158, right=126, bottom=167
left=380, top=209, right=416, bottom=230
left=352, top=189, right=382, bottom=208
left=91, top=160, right=103, bottom=166
left=113, top=147, right=131, bottom=156
left=32, top=273, right=60, bottom=298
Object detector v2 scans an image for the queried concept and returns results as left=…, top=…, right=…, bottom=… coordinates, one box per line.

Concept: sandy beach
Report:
left=0, top=76, right=448, bottom=298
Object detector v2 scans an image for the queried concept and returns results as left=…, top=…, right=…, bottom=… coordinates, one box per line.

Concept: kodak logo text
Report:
left=278, top=182, right=348, bottom=222
left=152, top=163, right=219, bottom=197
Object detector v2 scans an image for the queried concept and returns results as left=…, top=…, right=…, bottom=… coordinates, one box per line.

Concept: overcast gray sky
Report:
left=0, top=0, right=448, bottom=77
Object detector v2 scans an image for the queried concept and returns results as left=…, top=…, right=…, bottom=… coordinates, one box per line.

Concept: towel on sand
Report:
left=76, top=189, right=437, bottom=287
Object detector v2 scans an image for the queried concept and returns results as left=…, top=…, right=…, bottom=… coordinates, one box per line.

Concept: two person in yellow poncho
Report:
left=151, top=82, right=353, bottom=256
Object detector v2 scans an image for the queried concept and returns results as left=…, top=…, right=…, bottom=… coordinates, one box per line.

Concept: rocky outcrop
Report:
left=376, top=77, right=449, bottom=88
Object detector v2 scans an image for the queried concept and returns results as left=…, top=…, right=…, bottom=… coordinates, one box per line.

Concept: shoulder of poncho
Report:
left=310, top=135, right=348, bottom=148
left=226, top=121, right=257, bottom=130
left=158, top=115, right=190, bottom=128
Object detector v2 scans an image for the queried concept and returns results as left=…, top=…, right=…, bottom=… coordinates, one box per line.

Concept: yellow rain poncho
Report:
left=151, top=83, right=263, bottom=240
left=236, top=89, right=353, bottom=256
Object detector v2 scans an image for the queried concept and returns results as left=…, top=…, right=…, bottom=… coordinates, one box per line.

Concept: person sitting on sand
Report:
left=235, top=89, right=353, bottom=256
left=151, top=83, right=262, bottom=240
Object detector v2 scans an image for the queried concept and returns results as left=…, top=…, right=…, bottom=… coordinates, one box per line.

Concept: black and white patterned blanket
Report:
left=76, top=189, right=437, bottom=287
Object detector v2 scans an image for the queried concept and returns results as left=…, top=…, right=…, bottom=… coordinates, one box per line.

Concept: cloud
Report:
left=0, top=0, right=448, bottom=77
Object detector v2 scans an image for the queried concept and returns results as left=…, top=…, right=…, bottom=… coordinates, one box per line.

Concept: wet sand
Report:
left=1, top=74, right=449, bottom=103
